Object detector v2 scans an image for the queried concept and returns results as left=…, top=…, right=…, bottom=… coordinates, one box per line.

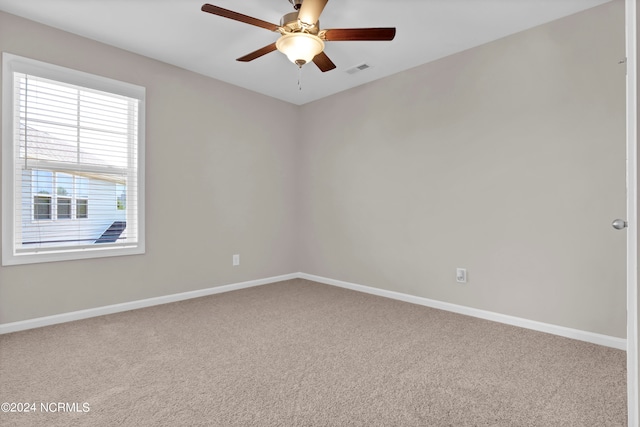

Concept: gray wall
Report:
left=0, top=1, right=628, bottom=339
left=0, top=11, right=299, bottom=323
left=297, top=0, right=627, bottom=338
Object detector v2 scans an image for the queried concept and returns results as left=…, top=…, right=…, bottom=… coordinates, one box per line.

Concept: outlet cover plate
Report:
left=456, top=268, right=467, bottom=283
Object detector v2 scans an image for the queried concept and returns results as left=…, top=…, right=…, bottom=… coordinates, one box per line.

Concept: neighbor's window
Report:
left=77, top=177, right=89, bottom=219
left=2, top=53, right=145, bottom=265
left=31, top=171, right=87, bottom=221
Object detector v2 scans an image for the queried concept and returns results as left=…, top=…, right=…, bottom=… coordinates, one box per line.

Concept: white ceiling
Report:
left=0, top=0, right=612, bottom=105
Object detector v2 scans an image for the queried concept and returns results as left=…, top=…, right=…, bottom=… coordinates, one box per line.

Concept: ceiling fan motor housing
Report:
left=280, top=11, right=320, bottom=35
left=280, top=12, right=299, bottom=28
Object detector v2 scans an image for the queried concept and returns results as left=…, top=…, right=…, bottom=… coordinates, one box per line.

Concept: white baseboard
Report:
left=1, top=271, right=627, bottom=351
left=0, top=273, right=298, bottom=335
left=298, top=273, right=628, bottom=351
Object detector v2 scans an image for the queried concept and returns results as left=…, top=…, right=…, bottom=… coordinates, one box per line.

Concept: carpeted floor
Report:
left=0, top=279, right=627, bottom=426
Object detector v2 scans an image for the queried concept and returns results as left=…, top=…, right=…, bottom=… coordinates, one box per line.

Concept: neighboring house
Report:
left=19, top=125, right=127, bottom=248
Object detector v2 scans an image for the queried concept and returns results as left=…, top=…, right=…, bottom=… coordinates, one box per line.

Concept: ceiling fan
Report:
left=201, top=0, right=396, bottom=72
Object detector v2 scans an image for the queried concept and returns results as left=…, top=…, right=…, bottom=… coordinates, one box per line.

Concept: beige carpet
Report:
left=0, top=279, right=627, bottom=426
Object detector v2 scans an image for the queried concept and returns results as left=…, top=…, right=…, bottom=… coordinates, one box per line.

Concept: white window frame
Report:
left=2, top=53, right=145, bottom=265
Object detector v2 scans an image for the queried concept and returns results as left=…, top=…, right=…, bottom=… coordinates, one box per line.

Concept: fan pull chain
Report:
left=297, top=65, right=303, bottom=91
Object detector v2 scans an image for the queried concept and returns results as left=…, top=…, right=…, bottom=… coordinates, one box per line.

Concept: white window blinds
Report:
left=2, top=53, right=145, bottom=265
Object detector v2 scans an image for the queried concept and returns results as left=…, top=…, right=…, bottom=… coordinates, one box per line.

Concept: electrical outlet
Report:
left=456, top=268, right=467, bottom=283
left=233, top=254, right=240, bottom=266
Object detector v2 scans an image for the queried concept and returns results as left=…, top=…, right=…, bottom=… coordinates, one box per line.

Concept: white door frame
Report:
left=626, top=1, right=638, bottom=425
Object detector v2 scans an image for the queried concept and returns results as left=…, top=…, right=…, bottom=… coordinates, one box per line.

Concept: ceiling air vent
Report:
left=346, top=63, right=372, bottom=75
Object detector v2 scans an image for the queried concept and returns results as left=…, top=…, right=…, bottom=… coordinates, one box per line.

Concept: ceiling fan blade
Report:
left=323, top=28, right=396, bottom=41
left=298, top=0, right=328, bottom=26
left=312, top=51, right=336, bottom=72
left=201, top=4, right=279, bottom=31
left=237, top=43, right=278, bottom=62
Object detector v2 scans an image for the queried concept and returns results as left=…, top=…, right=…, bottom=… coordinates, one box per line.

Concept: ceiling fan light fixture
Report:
left=276, top=32, right=324, bottom=67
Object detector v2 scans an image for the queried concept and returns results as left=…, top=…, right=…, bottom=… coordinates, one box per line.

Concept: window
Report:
left=77, top=200, right=88, bottom=219
left=31, top=171, right=85, bottom=221
left=55, top=172, right=73, bottom=220
left=76, top=177, right=88, bottom=219
left=2, top=53, right=145, bottom=265
left=33, top=195, right=52, bottom=220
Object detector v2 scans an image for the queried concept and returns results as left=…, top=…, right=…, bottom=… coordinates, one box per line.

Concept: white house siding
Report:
left=20, top=170, right=126, bottom=248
